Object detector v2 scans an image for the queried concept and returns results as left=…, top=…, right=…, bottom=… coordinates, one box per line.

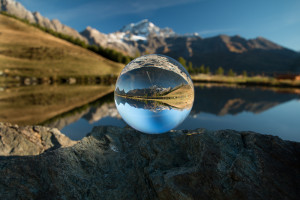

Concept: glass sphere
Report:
left=114, top=54, right=194, bottom=134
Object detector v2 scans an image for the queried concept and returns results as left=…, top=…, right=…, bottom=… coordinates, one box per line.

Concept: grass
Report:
left=194, top=82, right=300, bottom=95
left=0, top=14, right=124, bottom=80
left=191, top=74, right=300, bottom=88
left=157, top=85, right=194, bottom=109
left=0, top=84, right=114, bottom=125
left=0, top=11, right=133, bottom=64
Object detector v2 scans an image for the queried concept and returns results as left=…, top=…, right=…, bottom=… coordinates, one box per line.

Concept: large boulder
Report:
left=0, top=125, right=299, bottom=199
left=0, top=122, right=76, bottom=156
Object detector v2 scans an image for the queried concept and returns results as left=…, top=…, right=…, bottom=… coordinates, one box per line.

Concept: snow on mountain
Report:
left=81, top=27, right=138, bottom=56
left=81, top=19, right=176, bottom=56
left=120, top=19, right=175, bottom=38
left=2, top=0, right=297, bottom=73
left=85, top=19, right=176, bottom=45
left=82, top=26, right=125, bottom=46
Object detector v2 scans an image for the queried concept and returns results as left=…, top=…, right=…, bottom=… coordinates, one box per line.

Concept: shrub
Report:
left=216, top=66, right=224, bottom=75
left=228, top=69, right=235, bottom=77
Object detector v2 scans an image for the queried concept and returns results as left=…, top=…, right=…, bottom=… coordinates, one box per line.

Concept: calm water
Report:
left=47, top=84, right=300, bottom=141
left=114, top=95, right=191, bottom=134
left=1, top=84, right=299, bottom=141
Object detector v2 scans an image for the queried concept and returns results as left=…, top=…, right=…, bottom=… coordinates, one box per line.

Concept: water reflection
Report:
left=115, top=95, right=191, bottom=134
left=50, top=84, right=300, bottom=141
left=2, top=84, right=298, bottom=141
left=0, top=84, right=115, bottom=125
left=192, top=84, right=300, bottom=115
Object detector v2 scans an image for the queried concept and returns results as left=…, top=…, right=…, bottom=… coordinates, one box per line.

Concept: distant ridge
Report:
left=0, top=0, right=87, bottom=42
left=82, top=20, right=299, bottom=74
left=1, top=0, right=299, bottom=74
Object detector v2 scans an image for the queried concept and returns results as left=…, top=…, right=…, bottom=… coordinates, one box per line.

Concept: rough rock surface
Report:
left=0, top=126, right=299, bottom=200
left=0, top=122, right=76, bottom=156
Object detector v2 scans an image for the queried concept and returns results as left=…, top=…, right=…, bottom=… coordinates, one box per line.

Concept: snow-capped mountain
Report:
left=81, top=19, right=176, bottom=56
left=120, top=19, right=175, bottom=39
left=81, top=26, right=139, bottom=56
left=81, top=19, right=298, bottom=74
left=1, top=0, right=298, bottom=74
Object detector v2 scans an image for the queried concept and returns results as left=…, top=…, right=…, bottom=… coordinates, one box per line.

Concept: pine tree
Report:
left=188, top=61, right=194, bottom=73
left=199, top=64, right=205, bottom=73
left=228, top=69, right=235, bottom=77
left=205, top=66, right=210, bottom=74
left=178, top=57, right=187, bottom=68
left=216, top=66, right=224, bottom=75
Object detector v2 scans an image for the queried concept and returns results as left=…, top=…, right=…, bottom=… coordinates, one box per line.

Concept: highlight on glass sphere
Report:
left=114, top=54, right=194, bottom=134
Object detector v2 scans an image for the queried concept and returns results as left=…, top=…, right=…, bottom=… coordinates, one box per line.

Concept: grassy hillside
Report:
left=0, top=14, right=124, bottom=79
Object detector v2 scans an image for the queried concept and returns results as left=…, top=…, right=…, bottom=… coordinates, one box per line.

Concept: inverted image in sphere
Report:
left=114, top=54, right=194, bottom=134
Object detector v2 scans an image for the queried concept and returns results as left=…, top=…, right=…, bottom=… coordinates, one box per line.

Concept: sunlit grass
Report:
left=191, top=74, right=300, bottom=87
left=0, top=14, right=124, bottom=79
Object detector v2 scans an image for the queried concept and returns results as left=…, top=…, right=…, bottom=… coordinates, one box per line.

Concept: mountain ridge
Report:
left=0, top=13, right=123, bottom=79
left=1, top=0, right=299, bottom=74
left=0, top=0, right=87, bottom=42
left=82, top=19, right=298, bottom=74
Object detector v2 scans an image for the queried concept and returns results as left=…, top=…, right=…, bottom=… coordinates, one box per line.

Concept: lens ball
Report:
left=114, top=54, right=194, bottom=134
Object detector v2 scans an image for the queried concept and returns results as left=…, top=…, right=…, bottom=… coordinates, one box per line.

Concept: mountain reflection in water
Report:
left=41, top=84, right=300, bottom=141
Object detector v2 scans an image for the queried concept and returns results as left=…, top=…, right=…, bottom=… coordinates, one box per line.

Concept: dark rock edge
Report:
left=0, top=125, right=299, bottom=200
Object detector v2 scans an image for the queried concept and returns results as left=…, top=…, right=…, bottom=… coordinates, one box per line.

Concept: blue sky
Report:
left=17, top=0, right=300, bottom=51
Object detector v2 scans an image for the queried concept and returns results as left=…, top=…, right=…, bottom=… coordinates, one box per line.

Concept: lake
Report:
left=0, top=83, right=299, bottom=141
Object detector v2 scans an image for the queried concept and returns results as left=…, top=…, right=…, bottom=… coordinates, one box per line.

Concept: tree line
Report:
left=178, top=57, right=247, bottom=77
left=0, top=11, right=133, bottom=64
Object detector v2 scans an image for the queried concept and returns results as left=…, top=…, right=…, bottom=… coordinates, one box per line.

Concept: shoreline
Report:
left=1, top=74, right=300, bottom=89
left=191, top=74, right=300, bottom=88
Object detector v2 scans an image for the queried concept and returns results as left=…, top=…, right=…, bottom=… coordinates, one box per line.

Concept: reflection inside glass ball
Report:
left=114, top=54, right=194, bottom=134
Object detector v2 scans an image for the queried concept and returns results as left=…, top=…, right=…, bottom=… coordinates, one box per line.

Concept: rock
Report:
left=81, top=26, right=138, bottom=56
left=81, top=19, right=299, bottom=74
left=0, top=126, right=299, bottom=200
left=0, top=122, right=77, bottom=156
left=0, top=0, right=87, bottom=42
left=0, top=0, right=35, bottom=23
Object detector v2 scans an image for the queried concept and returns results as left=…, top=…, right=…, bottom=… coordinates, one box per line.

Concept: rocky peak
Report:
left=0, top=0, right=35, bottom=23
left=0, top=0, right=87, bottom=42
left=81, top=26, right=108, bottom=46
left=120, top=19, right=175, bottom=38
left=248, top=36, right=284, bottom=50
left=210, top=34, right=285, bottom=53
left=81, top=25, right=137, bottom=56
left=83, top=26, right=106, bottom=37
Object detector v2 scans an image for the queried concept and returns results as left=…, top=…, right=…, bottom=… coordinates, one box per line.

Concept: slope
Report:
left=82, top=19, right=298, bottom=74
left=0, top=14, right=124, bottom=78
